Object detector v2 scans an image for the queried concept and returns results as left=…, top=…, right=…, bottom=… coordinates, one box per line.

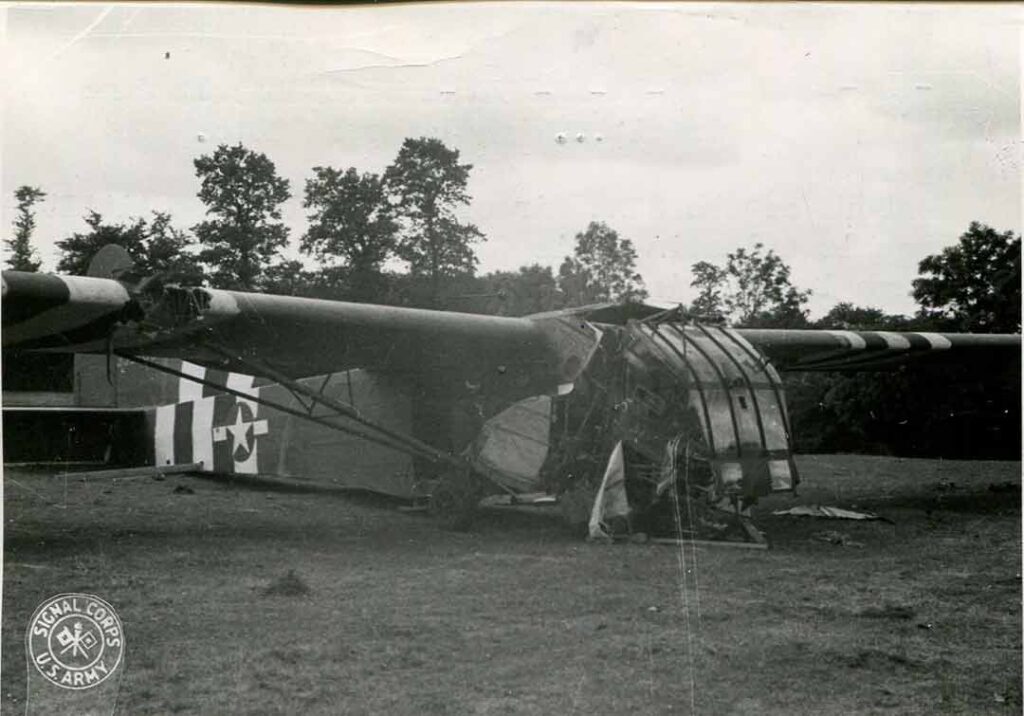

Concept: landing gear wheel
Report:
left=430, top=468, right=481, bottom=531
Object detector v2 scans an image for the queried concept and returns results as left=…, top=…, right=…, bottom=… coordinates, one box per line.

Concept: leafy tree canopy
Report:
left=384, top=138, right=484, bottom=304
left=262, top=259, right=317, bottom=297
left=56, top=211, right=203, bottom=283
left=912, top=222, right=1021, bottom=333
left=476, top=264, right=564, bottom=316
left=302, top=166, right=397, bottom=302
left=558, top=221, right=647, bottom=306
left=815, top=302, right=914, bottom=331
left=690, top=243, right=810, bottom=327
left=6, top=185, right=46, bottom=272
left=193, top=143, right=291, bottom=290
left=788, top=289, right=1019, bottom=459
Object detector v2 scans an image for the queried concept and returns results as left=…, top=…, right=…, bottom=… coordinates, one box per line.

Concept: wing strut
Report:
left=197, top=341, right=464, bottom=466
left=116, top=352, right=464, bottom=469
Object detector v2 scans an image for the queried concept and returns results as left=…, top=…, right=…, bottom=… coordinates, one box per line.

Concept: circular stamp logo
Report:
left=26, top=593, right=125, bottom=690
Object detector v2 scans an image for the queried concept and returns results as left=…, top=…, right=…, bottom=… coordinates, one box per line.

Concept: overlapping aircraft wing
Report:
left=4, top=271, right=1018, bottom=388
left=1, top=271, right=601, bottom=396
left=734, top=327, right=1020, bottom=371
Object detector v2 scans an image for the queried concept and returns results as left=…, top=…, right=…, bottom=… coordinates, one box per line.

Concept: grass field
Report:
left=2, top=454, right=1020, bottom=715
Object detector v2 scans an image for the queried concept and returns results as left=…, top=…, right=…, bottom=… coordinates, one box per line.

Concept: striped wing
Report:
left=1, top=271, right=599, bottom=395
left=736, top=328, right=1020, bottom=371
left=4, top=271, right=1017, bottom=382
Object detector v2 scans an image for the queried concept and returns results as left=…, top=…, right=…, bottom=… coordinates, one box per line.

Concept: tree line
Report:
left=683, top=227, right=1020, bottom=458
left=5, top=137, right=647, bottom=313
left=5, top=139, right=1019, bottom=457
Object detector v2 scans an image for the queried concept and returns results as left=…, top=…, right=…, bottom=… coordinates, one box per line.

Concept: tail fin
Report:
left=87, top=244, right=136, bottom=279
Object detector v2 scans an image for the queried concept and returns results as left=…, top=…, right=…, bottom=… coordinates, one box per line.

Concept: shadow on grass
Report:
left=195, top=472, right=411, bottom=504
left=4, top=493, right=571, bottom=561
left=856, top=487, right=1021, bottom=514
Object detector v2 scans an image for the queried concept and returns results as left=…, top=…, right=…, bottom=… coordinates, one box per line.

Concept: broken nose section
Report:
left=134, top=282, right=215, bottom=329
left=82, top=244, right=233, bottom=337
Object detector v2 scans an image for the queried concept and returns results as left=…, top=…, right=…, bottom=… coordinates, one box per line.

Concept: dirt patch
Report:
left=262, top=570, right=312, bottom=597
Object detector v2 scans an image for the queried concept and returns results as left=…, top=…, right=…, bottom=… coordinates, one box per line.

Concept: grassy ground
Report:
left=3, top=454, right=1020, bottom=715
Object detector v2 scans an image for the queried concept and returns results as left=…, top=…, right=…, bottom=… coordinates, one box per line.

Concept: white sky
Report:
left=2, top=2, right=1020, bottom=317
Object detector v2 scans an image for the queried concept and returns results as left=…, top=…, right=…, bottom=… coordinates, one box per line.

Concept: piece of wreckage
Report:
left=2, top=247, right=1020, bottom=544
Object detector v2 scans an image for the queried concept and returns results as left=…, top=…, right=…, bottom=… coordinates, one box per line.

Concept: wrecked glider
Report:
left=2, top=248, right=1019, bottom=540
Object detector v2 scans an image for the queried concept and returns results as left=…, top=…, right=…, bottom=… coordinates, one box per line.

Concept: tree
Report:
left=302, top=167, right=397, bottom=301
left=787, top=304, right=916, bottom=454
left=784, top=300, right=1020, bottom=459
left=912, top=222, right=1021, bottom=333
left=689, top=261, right=725, bottom=319
left=558, top=221, right=647, bottom=306
left=193, top=143, right=291, bottom=290
left=56, top=211, right=203, bottom=281
left=263, top=259, right=317, bottom=297
left=689, top=243, right=810, bottom=327
left=144, top=212, right=206, bottom=284
left=476, top=264, right=564, bottom=316
left=6, top=186, right=46, bottom=271
left=57, top=212, right=148, bottom=275
left=384, top=137, right=484, bottom=306
left=816, top=302, right=914, bottom=331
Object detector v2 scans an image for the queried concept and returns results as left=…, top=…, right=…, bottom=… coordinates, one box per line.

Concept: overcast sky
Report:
left=2, top=3, right=1019, bottom=317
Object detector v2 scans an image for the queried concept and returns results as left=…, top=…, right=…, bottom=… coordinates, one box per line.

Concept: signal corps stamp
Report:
left=26, top=593, right=125, bottom=690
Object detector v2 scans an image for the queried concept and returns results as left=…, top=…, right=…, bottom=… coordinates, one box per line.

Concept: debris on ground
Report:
left=262, top=569, right=311, bottom=597
left=774, top=505, right=884, bottom=521
left=480, top=492, right=558, bottom=506
left=988, top=482, right=1020, bottom=495
left=173, top=485, right=195, bottom=495
left=812, top=530, right=864, bottom=548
